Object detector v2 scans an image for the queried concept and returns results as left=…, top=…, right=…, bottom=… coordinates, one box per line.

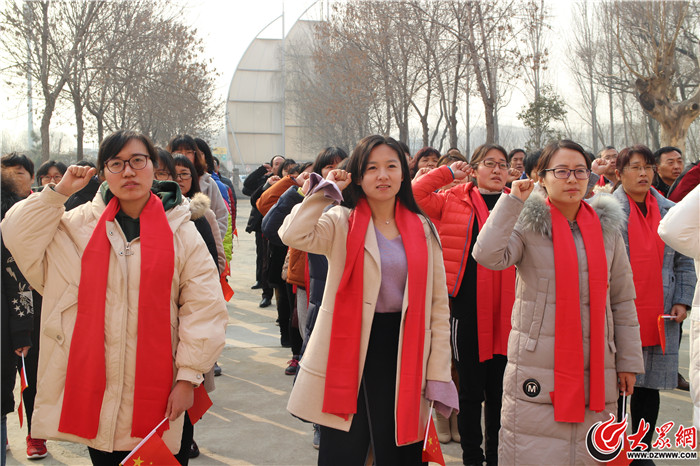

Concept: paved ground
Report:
left=5, top=202, right=696, bottom=465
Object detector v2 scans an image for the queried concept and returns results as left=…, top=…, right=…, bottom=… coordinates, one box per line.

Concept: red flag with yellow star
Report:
left=120, top=433, right=178, bottom=466
left=422, top=411, right=445, bottom=466
left=120, top=418, right=178, bottom=466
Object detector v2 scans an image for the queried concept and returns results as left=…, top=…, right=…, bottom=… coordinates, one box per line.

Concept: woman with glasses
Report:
left=471, top=140, right=643, bottom=464
left=611, top=145, right=695, bottom=451
left=36, top=160, right=67, bottom=187
left=412, top=144, right=515, bottom=464
left=168, top=135, right=229, bottom=241
left=1, top=130, right=228, bottom=466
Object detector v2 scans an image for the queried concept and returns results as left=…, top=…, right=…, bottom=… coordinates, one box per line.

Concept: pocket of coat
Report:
left=43, top=284, right=79, bottom=346
left=525, top=278, right=549, bottom=352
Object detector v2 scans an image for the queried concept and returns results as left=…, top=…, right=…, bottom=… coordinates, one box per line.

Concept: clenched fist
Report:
left=327, top=169, right=352, bottom=190
left=511, top=179, right=535, bottom=202
left=54, top=165, right=97, bottom=197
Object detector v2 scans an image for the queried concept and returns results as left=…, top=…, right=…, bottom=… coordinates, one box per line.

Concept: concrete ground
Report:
left=5, top=202, right=696, bottom=465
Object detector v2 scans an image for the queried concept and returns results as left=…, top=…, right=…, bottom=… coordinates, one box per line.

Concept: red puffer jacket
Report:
left=412, top=165, right=476, bottom=297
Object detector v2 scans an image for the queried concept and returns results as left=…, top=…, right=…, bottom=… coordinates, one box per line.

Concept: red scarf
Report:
left=468, top=186, right=515, bottom=362
left=547, top=199, right=607, bottom=423
left=626, top=192, right=665, bottom=347
left=59, top=193, right=175, bottom=439
left=322, top=198, right=428, bottom=445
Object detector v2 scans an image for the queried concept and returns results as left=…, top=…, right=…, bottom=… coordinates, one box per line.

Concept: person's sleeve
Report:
left=278, top=191, right=338, bottom=257
left=659, top=185, right=700, bottom=259
left=242, top=165, right=268, bottom=196
left=425, top=230, right=452, bottom=383
left=204, top=210, right=226, bottom=274
left=2, top=244, right=34, bottom=350
left=262, top=186, right=304, bottom=247
left=1, top=187, right=70, bottom=294
left=411, top=165, right=452, bottom=220
left=608, top=232, right=644, bottom=374
left=256, top=176, right=296, bottom=216
left=207, top=182, right=229, bottom=240
left=671, top=249, right=697, bottom=309
left=175, top=224, right=228, bottom=385
left=472, top=194, right=525, bottom=270
left=223, top=215, right=233, bottom=263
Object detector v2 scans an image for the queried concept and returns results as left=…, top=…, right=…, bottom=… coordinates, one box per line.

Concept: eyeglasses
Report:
left=175, top=150, right=196, bottom=158
left=625, top=165, right=657, bottom=174
left=105, top=155, right=149, bottom=174
left=602, top=154, right=618, bottom=161
left=480, top=159, right=509, bottom=170
left=154, top=170, right=171, bottom=180
left=40, top=174, right=63, bottom=183
left=175, top=172, right=192, bottom=180
left=542, top=168, right=591, bottom=180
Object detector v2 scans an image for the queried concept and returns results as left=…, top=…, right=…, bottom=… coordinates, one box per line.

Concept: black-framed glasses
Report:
left=542, top=168, right=591, bottom=180
left=105, top=155, right=149, bottom=174
left=175, top=172, right=192, bottom=180
left=624, top=165, right=657, bottom=174
left=480, top=159, right=509, bottom=170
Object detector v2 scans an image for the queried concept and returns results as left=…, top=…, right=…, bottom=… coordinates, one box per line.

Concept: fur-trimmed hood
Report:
left=516, top=191, right=626, bottom=242
left=189, top=192, right=211, bottom=221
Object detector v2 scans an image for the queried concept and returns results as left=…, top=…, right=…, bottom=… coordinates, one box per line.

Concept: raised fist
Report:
left=511, top=178, right=535, bottom=202
left=327, top=169, right=352, bottom=191
left=54, top=165, right=97, bottom=197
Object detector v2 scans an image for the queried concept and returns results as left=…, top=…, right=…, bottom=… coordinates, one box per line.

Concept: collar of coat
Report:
left=516, top=191, right=626, bottom=242
left=188, top=192, right=211, bottom=221
left=611, top=184, right=675, bottom=217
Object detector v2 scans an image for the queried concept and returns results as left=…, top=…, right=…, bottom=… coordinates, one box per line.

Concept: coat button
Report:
left=196, top=374, right=202, bottom=379
left=109, top=231, right=113, bottom=236
left=56, top=335, right=62, bottom=341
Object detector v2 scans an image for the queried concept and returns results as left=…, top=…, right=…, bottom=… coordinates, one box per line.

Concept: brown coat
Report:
left=278, top=192, right=452, bottom=445
left=1, top=187, right=228, bottom=453
left=472, top=192, right=644, bottom=465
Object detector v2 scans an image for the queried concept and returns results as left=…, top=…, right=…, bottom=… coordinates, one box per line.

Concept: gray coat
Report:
left=611, top=187, right=696, bottom=389
left=473, top=192, right=644, bottom=466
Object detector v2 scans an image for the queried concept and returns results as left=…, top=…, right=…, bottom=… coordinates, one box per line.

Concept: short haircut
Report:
left=596, top=146, right=617, bottom=158
left=654, top=146, right=682, bottom=164
left=75, top=160, right=96, bottom=168
left=278, top=159, right=297, bottom=177
left=616, top=145, right=655, bottom=171
left=270, top=155, right=285, bottom=166
left=173, top=154, right=201, bottom=197
left=97, top=130, right=158, bottom=174
left=410, top=147, right=441, bottom=177
left=437, top=153, right=467, bottom=167
left=524, top=150, right=542, bottom=177
left=1, top=152, right=34, bottom=176
left=155, top=148, right=176, bottom=179
left=470, top=144, right=508, bottom=167
left=168, top=134, right=206, bottom=177
left=508, top=148, right=526, bottom=162
left=36, top=160, right=68, bottom=181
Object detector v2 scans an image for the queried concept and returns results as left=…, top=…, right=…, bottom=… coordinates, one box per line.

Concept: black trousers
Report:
left=17, top=305, right=41, bottom=435
left=256, top=231, right=272, bottom=299
left=318, top=313, right=425, bottom=466
left=618, top=387, right=659, bottom=452
left=285, top=283, right=303, bottom=356
left=453, top=315, right=506, bottom=465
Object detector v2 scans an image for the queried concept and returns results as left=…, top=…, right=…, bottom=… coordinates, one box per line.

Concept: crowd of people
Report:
left=1, top=130, right=699, bottom=466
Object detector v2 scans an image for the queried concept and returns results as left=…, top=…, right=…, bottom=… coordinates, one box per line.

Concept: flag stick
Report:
left=121, top=417, right=169, bottom=465
left=423, top=400, right=434, bottom=450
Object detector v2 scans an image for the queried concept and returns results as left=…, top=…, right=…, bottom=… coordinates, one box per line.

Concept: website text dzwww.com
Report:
left=625, top=451, right=698, bottom=461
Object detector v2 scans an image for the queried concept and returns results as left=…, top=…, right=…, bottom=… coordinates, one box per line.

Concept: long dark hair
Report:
left=344, top=135, right=424, bottom=217
left=173, top=154, right=201, bottom=197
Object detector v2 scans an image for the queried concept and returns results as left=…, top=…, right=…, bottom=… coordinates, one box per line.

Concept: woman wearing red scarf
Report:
left=611, top=145, right=695, bottom=452
left=472, top=140, right=644, bottom=465
left=279, top=135, right=455, bottom=465
left=1, top=130, right=228, bottom=466
left=412, top=144, right=516, bottom=465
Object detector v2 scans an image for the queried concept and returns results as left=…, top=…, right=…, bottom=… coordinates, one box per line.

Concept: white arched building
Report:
left=225, top=1, right=326, bottom=168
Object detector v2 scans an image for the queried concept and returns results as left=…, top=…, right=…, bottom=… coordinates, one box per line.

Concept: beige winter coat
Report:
left=278, top=192, right=452, bottom=445
left=472, top=192, right=643, bottom=465
left=190, top=192, right=226, bottom=274
left=1, top=187, right=228, bottom=453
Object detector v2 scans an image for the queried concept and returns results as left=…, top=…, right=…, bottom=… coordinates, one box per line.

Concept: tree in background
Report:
left=517, top=85, right=567, bottom=150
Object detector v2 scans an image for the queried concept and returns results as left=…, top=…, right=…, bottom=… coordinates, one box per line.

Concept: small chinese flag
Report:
left=187, top=385, right=213, bottom=425
left=120, top=434, right=178, bottom=466
left=422, top=410, right=445, bottom=466
left=657, top=314, right=666, bottom=355
left=597, top=176, right=607, bottom=187
left=18, top=354, right=28, bottom=428
left=220, top=272, right=234, bottom=301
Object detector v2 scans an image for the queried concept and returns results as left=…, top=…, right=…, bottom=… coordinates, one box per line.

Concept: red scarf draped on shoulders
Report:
left=626, top=192, right=665, bottom=347
left=467, top=185, right=515, bottom=362
left=322, top=197, right=428, bottom=445
left=547, top=199, right=607, bottom=423
left=59, top=193, right=175, bottom=439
